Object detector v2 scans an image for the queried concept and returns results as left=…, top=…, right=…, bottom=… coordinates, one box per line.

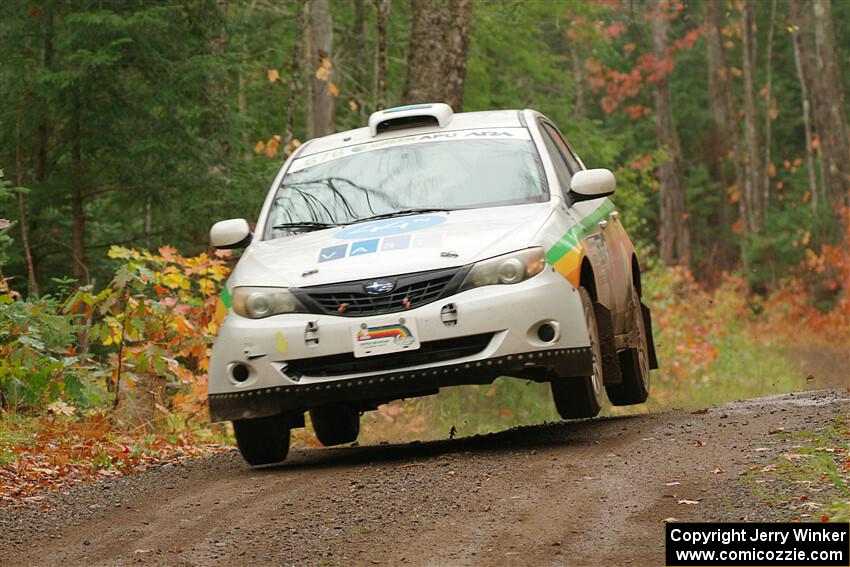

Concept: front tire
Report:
left=310, top=405, right=360, bottom=446
left=551, top=288, right=605, bottom=419
left=606, top=282, right=650, bottom=405
left=232, top=413, right=291, bottom=466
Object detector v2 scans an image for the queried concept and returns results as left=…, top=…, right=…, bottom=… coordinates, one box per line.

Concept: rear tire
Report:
left=310, top=405, right=360, bottom=446
left=551, top=288, right=604, bottom=419
left=606, top=282, right=650, bottom=405
left=232, top=414, right=291, bottom=466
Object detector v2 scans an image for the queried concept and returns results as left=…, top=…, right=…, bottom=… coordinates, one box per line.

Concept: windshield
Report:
left=265, top=129, right=547, bottom=239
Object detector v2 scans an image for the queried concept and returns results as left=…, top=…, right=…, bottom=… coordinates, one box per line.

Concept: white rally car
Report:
left=208, top=103, right=658, bottom=465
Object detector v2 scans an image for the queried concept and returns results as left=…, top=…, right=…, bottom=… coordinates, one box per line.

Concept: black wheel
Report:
left=606, top=282, right=651, bottom=405
left=232, top=413, right=291, bottom=466
left=551, top=288, right=604, bottom=419
left=309, top=405, right=360, bottom=446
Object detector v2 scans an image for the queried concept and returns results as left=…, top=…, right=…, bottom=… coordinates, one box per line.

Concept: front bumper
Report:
left=208, top=268, right=592, bottom=421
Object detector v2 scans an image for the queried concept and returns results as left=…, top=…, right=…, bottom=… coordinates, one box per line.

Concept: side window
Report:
left=538, top=122, right=574, bottom=198
left=544, top=123, right=582, bottom=172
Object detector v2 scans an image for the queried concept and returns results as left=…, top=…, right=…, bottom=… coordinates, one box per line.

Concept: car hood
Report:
left=231, top=202, right=553, bottom=287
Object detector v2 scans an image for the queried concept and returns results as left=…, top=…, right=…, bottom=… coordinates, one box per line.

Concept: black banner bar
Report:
left=666, top=522, right=849, bottom=566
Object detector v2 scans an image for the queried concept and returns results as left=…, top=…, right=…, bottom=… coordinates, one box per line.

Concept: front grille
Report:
left=294, top=266, right=469, bottom=317
left=284, top=333, right=494, bottom=378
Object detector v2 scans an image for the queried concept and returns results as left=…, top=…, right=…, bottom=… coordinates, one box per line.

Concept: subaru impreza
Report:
left=208, top=103, right=657, bottom=465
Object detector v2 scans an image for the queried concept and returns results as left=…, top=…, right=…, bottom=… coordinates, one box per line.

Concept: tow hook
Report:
left=305, top=321, right=320, bottom=346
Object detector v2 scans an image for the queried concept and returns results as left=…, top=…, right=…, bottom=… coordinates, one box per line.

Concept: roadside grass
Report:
left=359, top=315, right=807, bottom=443
left=646, top=335, right=805, bottom=411
left=0, top=414, right=44, bottom=466
left=359, top=378, right=560, bottom=444
left=741, top=415, right=850, bottom=523
left=358, top=269, right=813, bottom=443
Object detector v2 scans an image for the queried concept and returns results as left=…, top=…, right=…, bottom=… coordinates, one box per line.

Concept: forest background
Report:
left=0, top=0, right=848, bottom=498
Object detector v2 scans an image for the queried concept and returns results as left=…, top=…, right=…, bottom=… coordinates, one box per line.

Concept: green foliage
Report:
left=0, top=175, right=15, bottom=272
left=0, top=294, right=102, bottom=410
left=1, top=0, right=845, bottom=294
left=0, top=244, right=228, bottom=414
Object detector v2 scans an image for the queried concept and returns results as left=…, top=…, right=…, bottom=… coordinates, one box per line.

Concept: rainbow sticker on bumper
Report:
left=352, top=318, right=420, bottom=358
left=546, top=200, right=615, bottom=287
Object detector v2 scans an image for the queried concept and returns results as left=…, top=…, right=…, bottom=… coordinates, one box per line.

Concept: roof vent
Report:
left=368, top=103, right=453, bottom=137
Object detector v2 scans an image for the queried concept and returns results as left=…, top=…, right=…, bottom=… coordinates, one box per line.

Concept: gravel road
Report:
left=1, top=388, right=847, bottom=566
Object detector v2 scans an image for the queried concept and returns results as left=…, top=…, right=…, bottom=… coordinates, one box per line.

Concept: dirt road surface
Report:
left=1, top=388, right=847, bottom=566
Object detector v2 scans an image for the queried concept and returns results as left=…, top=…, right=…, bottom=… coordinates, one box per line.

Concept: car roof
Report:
left=297, top=109, right=526, bottom=158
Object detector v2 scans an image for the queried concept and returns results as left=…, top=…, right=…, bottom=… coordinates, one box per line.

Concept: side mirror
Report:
left=569, top=168, right=616, bottom=202
left=210, top=218, right=252, bottom=249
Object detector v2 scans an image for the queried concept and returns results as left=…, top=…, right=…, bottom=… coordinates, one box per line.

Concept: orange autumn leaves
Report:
left=65, top=246, right=233, bottom=416
left=568, top=1, right=701, bottom=119
left=0, top=416, right=227, bottom=505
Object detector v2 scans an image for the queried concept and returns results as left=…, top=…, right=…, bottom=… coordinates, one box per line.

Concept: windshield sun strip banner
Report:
left=288, top=128, right=532, bottom=173
left=546, top=199, right=615, bottom=286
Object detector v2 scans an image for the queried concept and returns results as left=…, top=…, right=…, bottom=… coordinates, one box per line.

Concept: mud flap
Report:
left=594, top=302, right=622, bottom=385
left=640, top=302, right=659, bottom=370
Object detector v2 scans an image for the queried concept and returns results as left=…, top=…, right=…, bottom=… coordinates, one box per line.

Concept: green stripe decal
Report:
left=546, top=200, right=615, bottom=264
left=220, top=286, right=232, bottom=308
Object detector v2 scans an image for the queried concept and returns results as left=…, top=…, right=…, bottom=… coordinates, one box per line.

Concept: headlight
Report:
left=459, top=248, right=546, bottom=291
left=231, top=287, right=307, bottom=319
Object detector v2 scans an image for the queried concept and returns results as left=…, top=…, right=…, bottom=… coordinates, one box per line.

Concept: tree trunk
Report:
left=570, top=44, right=586, bottom=119
left=144, top=197, right=152, bottom=249
left=350, top=0, right=367, bottom=112
left=70, top=95, right=88, bottom=284
left=812, top=0, right=850, bottom=223
left=651, top=3, right=689, bottom=267
left=34, top=7, right=53, bottom=184
left=705, top=0, right=742, bottom=269
left=304, top=0, right=335, bottom=139
left=789, top=0, right=820, bottom=209
left=211, top=0, right=230, bottom=171
left=374, top=0, right=390, bottom=110
left=237, top=72, right=250, bottom=158
left=740, top=0, right=764, bottom=235
left=15, top=98, right=39, bottom=297
left=285, top=2, right=306, bottom=145
left=762, top=0, right=778, bottom=219
left=404, top=0, right=474, bottom=112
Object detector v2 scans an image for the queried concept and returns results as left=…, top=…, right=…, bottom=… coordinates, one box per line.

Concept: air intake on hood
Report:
left=368, top=103, right=453, bottom=137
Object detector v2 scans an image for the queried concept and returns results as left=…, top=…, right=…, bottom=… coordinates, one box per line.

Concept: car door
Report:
left=537, top=120, right=616, bottom=313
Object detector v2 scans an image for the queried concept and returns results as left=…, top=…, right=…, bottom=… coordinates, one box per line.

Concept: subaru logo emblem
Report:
left=364, top=279, right=396, bottom=295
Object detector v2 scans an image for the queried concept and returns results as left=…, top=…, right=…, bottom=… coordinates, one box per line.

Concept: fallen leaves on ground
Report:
left=0, top=415, right=228, bottom=507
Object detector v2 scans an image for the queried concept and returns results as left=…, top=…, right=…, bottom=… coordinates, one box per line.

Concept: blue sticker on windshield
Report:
left=334, top=215, right=447, bottom=240
left=349, top=239, right=379, bottom=256
left=318, top=244, right=348, bottom=262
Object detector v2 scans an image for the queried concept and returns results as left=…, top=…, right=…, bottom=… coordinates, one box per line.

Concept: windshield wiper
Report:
left=272, top=221, right=338, bottom=232
left=347, top=208, right=458, bottom=224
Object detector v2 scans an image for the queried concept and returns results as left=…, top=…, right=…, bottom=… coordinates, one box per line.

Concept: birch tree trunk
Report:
left=404, top=0, right=473, bottom=112
left=762, top=0, right=777, bottom=218
left=651, top=4, right=689, bottom=267
left=740, top=0, right=764, bottom=235
left=789, top=0, right=820, bottom=209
